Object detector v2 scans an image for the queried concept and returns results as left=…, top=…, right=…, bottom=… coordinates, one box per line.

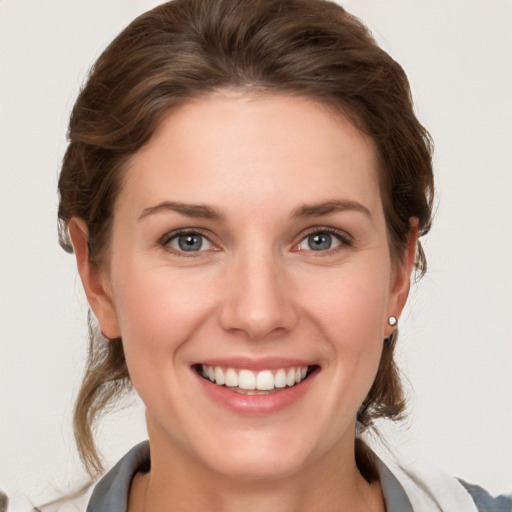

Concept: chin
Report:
left=191, top=427, right=322, bottom=482
left=206, top=449, right=310, bottom=482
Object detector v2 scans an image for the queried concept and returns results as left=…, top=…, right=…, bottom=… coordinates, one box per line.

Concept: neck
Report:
left=129, top=430, right=386, bottom=512
left=142, top=474, right=383, bottom=512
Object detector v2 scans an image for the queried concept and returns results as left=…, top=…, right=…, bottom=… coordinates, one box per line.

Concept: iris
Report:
left=307, top=233, right=332, bottom=251
left=178, top=233, right=203, bottom=251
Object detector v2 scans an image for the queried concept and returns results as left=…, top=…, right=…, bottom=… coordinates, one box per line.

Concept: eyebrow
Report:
left=138, top=201, right=225, bottom=221
left=290, top=199, right=372, bottom=219
left=138, top=199, right=371, bottom=222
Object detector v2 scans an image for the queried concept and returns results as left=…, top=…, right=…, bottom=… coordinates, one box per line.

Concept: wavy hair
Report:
left=58, top=0, right=434, bottom=478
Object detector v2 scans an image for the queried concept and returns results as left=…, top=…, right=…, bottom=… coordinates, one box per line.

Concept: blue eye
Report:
left=307, top=233, right=334, bottom=251
left=177, top=233, right=203, bottom=251
left=296, top=230, right=348, bottom=252
left=164, top=232, right=214, bottom=252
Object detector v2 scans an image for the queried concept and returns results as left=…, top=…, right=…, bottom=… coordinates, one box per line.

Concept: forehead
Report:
left=120, top=92, right=382, bottom=219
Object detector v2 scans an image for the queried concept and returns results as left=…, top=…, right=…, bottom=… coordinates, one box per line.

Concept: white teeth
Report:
left=214, top=367, right=225, bottom=386
left=274, top=368, right=287, bottom=388
left=225, top=368, right=238, bottom=387
left=238, top=369, right=256, bottom=390
left=200, top=365, right=310, bottom=391
left=256, top=370, right=274, bottom=391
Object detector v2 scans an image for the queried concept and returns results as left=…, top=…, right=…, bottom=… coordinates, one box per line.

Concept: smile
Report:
left=193, top=361, right=319, bottom=414
left=197, top=364, right=314, bottom=393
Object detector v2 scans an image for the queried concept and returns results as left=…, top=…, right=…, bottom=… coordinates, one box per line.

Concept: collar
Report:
left=85, top=440, right=477, bottom=512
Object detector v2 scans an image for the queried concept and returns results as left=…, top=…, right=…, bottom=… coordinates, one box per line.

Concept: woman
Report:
left=39, top=0, right=510, bottom=510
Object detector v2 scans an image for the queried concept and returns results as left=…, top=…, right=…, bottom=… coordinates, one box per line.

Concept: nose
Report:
left=218, top=249, right=298, bottom=340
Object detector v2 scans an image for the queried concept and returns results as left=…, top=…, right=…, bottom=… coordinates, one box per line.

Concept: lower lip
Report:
left=195, top=369, right=317, bottom=416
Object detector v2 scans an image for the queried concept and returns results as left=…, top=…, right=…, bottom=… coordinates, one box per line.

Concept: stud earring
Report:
left=388, top=316, right=397, bottom=327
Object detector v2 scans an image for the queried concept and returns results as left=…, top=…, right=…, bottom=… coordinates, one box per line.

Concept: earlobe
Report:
left=386, top=218, right=419, bottom=336
left=68, top=218, right=121, bottom=339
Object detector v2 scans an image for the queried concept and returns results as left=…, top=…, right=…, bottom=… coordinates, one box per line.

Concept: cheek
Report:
left=295, top=261, right=390, bottom=398
left=111, top=265, right=219, bottom=361
left=109, top=265, right=223, bottom=426
left=296, top=261, right=391, bottom=342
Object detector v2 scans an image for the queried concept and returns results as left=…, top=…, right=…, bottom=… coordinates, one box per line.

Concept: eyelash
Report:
left=160, top=229, right=217, bottom=257
left=159, top=227, right=353, bottom=256
left=295, top=227, right=353, bottom=254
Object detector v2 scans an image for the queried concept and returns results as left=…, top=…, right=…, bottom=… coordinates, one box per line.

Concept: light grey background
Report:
left=1, top=1, right=511, bottom=510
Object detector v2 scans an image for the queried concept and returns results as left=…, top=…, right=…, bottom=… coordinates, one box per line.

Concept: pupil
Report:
left=308, top=233, right=331, bottom=251
left=178, top=234, right=202, bottom=251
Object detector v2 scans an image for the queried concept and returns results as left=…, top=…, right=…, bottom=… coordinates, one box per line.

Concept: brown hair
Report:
left=58, top=0, right=433, bottom=478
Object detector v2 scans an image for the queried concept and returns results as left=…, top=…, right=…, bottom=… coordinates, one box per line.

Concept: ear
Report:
left=68, top=218, right=121, bottom=339
left=385, top=217, right=419, bottom=337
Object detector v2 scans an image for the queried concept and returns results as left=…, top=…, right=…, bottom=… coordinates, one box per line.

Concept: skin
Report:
left=70, top=91, right=417, bottom=512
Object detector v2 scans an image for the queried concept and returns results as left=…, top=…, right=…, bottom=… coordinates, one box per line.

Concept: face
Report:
left=75, top=92, right=413, bottom=481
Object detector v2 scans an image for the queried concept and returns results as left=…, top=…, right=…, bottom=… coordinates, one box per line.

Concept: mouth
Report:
left=193, top=364, right=319, bottom=395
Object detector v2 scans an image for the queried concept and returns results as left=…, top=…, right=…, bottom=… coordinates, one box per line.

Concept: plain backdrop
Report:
left=1, top=1, right=511, bottom=510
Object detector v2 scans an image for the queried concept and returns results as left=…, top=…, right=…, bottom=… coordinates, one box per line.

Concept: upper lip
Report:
left=194, top=357, right=317, bottom=371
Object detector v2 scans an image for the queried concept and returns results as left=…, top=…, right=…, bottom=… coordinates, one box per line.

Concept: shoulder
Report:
left=35, top=441, right=150, bottom=512
left=460, top=480, right=512, bottom=512
left=370, top=444, right=511, bottom=512
left=85, top=441, right=150, bottom=512
left=34, top=486, right=94, bottom=512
